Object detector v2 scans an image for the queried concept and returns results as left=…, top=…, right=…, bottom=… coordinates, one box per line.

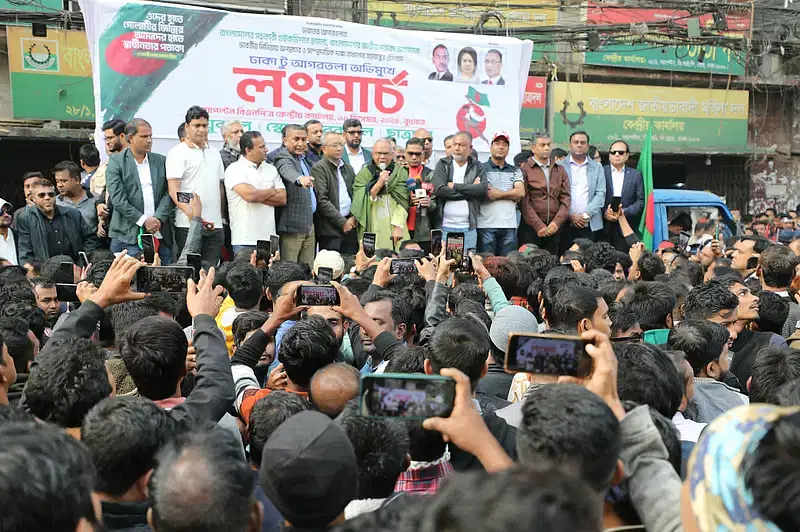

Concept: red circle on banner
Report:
left=105, top=32, right=167, bottom=76
left=456, top=102, right=487, bottom=140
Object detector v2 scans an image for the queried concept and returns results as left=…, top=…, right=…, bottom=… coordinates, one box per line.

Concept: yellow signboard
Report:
left=368, top=0, right=559, bottom=29
left=7, top=26, right=92, bottom=77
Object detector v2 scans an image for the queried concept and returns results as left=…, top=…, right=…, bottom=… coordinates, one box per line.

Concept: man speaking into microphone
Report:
left=404, top=137, right=438, bottom=254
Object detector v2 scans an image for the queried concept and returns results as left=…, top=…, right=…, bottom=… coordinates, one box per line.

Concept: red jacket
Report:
left=520, top=157, right=571, bottom=232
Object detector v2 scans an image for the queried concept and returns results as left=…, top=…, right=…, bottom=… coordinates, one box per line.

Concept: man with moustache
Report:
left=304, top=119, right=324, bottom=166
left=219, top=120, right=244, bottom=170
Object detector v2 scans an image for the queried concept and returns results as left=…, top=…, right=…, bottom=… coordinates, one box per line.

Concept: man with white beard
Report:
left=220, top=120, right=244, bottom=170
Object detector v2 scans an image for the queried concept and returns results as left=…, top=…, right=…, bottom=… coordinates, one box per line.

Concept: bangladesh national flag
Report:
left=467, top=86, right=490, bottom=107
left=637, top=123, right=654, bottom=250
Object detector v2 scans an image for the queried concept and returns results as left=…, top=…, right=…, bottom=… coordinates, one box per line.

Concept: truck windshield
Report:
left=666, top=206, right=734, bottom=245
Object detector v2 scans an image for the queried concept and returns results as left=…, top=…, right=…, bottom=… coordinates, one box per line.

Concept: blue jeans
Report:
left=110, top=238, right=172, bottom=265
left=441, top=227, right=478, bottom=252
left=477, top=228, right=518, bottom=256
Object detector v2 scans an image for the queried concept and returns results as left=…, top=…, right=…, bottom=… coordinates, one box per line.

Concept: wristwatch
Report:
left=582, top=212, right=590, bottom=221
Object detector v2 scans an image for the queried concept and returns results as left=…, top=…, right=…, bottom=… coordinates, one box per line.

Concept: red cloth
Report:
left=394, top=459, right=454, bottom=495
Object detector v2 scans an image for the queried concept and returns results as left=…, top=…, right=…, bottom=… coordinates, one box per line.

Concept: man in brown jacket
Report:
left=519, top=132, right=571, bottom=255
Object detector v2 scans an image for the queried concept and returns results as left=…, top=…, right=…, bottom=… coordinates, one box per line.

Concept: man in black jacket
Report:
left=311, top=131, right=358, bottom=254
left=16, top=179, right=99, bottom=265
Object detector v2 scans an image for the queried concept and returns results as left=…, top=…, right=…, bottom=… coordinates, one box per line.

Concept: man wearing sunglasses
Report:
left=16, top=179, right=99, bottom=265
left=0, top=199, right=17, bottom=265
left=341, top=118, right=371, bottom=173
left=603, top=140, right=644, bottom=252
left=413, top=128, right=435, bottom=166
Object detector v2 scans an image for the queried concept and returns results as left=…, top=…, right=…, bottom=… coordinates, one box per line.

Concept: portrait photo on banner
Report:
left=427, top=42, right=507, bottom=86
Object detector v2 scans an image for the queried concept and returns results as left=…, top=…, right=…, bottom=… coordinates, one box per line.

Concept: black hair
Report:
left=184, top=105, right=209, bottom=124
left=749, top=347, right=800, bottom=404
left=549, top=285, right=601, bottom=333
left=342, top=277, right=371, bottom=299
left=638, top=251, right=666, bottom=281
left=608, top=303, right=639, bottom=335
left=761, top=245, right=797, bottom=289
left=149, top=427, right=254, bottom=532
left=240, top=130, right=263, bottom=155
left=119, top=316, right=188, bottom=400
left=361, top=288, right=414, bottom=331
left=668, top=320, right=729, bottom=377
left=743, top=411, right=800, bottom=531
left=250, top=391, right=310, bottom=467
left=0, top=422, right=99, bottom=532
left=102, top=118, right=126, bottom=135
left=78, top=143, right=101, bottom=167
left=419, top=463, right=603, bottom=532
left=569, top=130, right=590, bottom=143
left=0, top=316, right=35, bottom=373
left=53, top=161, right=82, bottom=180
left=585, top=242, right=618, bottom=274
left=405, top=137, right=425, bottom=150
left=144, top=292, right=182, bottom=318
left=598, top=279, right=630, bottom=306
left=776, top=378, right=800, bottom=406
left=427, top=317, right=490, bottom=390
left=551, top=147, right=568, bottom=159
left=541, top=266, right=580, bottom=322
left=336, top=400, right=410, bottom=499
left=342, top=118, right=362, bottom=131
left=232, top=310, right=269, bottom=348
left=755, top=291, right=790, bottom=335
left=483, top=257, right=520, bottom=300
left=447, top=281, right=485, bottom=313
left=225, top=262, right=263, bottom=309
left=40, top=255, right=74, bottom=281
left=81, top=396, right=179, bottom=496
left=2, top=302, right=46, bottom=343
left=684, top=279, right=740, bottom=320
left=125, top=118, right=151, bottom=138
left=0, top=403, right=35, bottom=422
left=110, top=300, right=160, bottom=344
left=279, top=315, right=338, bottom=388
left=266, top=261, right=307, bottom=299
left=177, top=123, right=186, bottom=139
left=517, top=383, right=620, bottom=491
left=614, top=342, right=683, bottom=418
left=86, top=258, right=114, bottom=288
left=621, top=402, right=681, bottom=475
left=740, top=235, right=773, bottom=254
left=26, top=337, right=112, bottom=428
left=609, top=139, right=630, bottom=152
left=303, top=119, right=322, bottom=131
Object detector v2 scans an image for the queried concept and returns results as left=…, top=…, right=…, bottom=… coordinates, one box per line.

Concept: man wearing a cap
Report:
left=260, top=410, right=358, bottom=530
left=558, top=131, right=606, bottom=255
left=477, top=132, right=524, bottom=256
left=0, top=199, right=18, bottom=265
left=313, top=249, right=345, bottom=282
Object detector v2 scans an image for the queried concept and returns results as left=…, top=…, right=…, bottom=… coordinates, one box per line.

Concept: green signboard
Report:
left=585, top=44, right=745, bottom=76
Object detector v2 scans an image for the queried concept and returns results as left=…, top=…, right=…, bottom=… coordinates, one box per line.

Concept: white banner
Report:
left=80, top=0, right=532, bottom=155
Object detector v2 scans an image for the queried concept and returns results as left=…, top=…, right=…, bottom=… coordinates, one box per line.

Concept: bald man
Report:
left=413, top=128, right=434, bottom=165
left=309, top=363, right=360, bottom=418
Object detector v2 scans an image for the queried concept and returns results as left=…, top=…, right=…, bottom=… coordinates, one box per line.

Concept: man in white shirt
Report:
left=602, top=139, right=645, bottom=251
left=105, top=118, right=174, bottom=263
left=167, top=106, right=226, bottom=267
left=0, top=199, right=17, bottom=265
left=558, top=130, right=606, bottom=255
left=224, top=131, right=286, bottom=255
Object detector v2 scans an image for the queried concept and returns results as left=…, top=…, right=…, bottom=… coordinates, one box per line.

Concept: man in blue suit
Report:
left=603, top=139, right=645, bottom=251
left=558, top=131, right=606, bottom=255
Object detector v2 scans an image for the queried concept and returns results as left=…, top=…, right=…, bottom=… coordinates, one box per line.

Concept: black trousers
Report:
left=518, top=223, right=560, bottom=256
left=317, top=230, right=359, bottom=256
left=559, top=224, right=595, bottom=255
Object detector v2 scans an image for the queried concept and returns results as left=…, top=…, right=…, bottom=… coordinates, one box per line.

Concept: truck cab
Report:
left=652, top=189, right=735, bottom=249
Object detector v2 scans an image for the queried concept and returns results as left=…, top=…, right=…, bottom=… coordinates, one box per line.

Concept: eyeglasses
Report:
left=325, top=142, right=344, bottom=148
left=421, top=137, right=433, bottom=143
left=345, top=129, right=363, bottom=136
left=373, top=151, right=391, bottom=156
left=406, top=151, right=423, bottom=157
left=609, top=150, right=628, bottom=156
left=37, top=192, right=56, bottom=198
left=1, top=205, right=13, bottom=214
left=611, top=334, right=643, bottom=343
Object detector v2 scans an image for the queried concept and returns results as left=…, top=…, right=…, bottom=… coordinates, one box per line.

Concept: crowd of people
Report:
left=0, top=105, right=798, bottom=532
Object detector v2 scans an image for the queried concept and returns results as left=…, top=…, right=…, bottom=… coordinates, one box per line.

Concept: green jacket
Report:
left=105, top=148, right=174, bottom=246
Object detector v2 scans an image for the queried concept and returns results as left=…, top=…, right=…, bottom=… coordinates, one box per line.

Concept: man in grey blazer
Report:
left=274, top=124, right=316, bottom=267
left=105, top=118, right=174, bottom=263
left=558, top=131, right=606, bottom=255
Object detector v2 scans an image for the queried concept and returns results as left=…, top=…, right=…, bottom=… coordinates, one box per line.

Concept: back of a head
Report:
left=755, top=291, right=790, bottom=335
left=621, top=281, right=676, bottom=330
left=110, top=300, right=160, bottom=343
left=482, top=257, right=520, bottom=300
left=279, top=315, right=338, bottom=388
left=418, top=464, right=602, bottom=532
left=542, top=267, right=580, bottom=319
left=266, top=260, right=307, bottom=299
left=668, top=319, right=729, bottom=377
left=750, top=347, right=800, bottom=404
left=614, top=342, right=683, bottom=418
left=119, top=316, right=188, bottom=400
left=335, top=400, right=410, bottom=500
left=585, top=241, right=618, bottom=274
left=0, top=422, right=99, bottom=532
left=448, top=281, right=485, bottom=313
left=0, top=316, right=35, bottom=373
left=761, top=245, right=797, bottom=289
left=549, top=285, right=600, bottom=333
left=232, top=310, right=270, bottom=348
left=225, top=262, right=263, bottom=309
left=428, top=317, right=490, bottom=390
left=2, top=301, right=46, bottom=343
left=517, top=384, right=620, bottom=492
left=744, top=411, right=800, bottom=531
left=309, top=363, right=360, bottom=418
left=249, top=391, right=309, bottom=467
left=81, top=396, right=178, bottom=496
left=26, top=337, right=112, bottom=428
left=638, top=251, right=666, bottom=281
left=684, top=279, right=741, bottom=320
left=40, top=255, right=73, bottom=280
left=150, top=427, right=254, bottom=532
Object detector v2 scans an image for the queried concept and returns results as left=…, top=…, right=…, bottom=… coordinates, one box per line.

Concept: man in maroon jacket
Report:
left=518, top=133, right=571, bottom=255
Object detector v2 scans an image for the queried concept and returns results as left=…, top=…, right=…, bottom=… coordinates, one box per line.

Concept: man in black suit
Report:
left=481, top=49, right=505, bottom=85
left=603, top=139, right=644, bottom=251
left=428, top=44, right=453, bottom=81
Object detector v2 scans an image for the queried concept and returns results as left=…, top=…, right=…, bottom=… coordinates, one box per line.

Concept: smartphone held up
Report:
left=505, top=333, right=592, bottom=378
left=360, top=373, right=455, bottom=419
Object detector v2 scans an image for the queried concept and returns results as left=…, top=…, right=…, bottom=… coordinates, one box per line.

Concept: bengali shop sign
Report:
left=550, top=82, right=748, bottom=152
left=367, top=0, right=559, bottom=30
left=79, top=0, right=533, bottom=153
left=584, top=4, right=748, bottom=75
left=519, top=76, right=546, bottom=138
left=6, top=26, right=95, bottom=121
